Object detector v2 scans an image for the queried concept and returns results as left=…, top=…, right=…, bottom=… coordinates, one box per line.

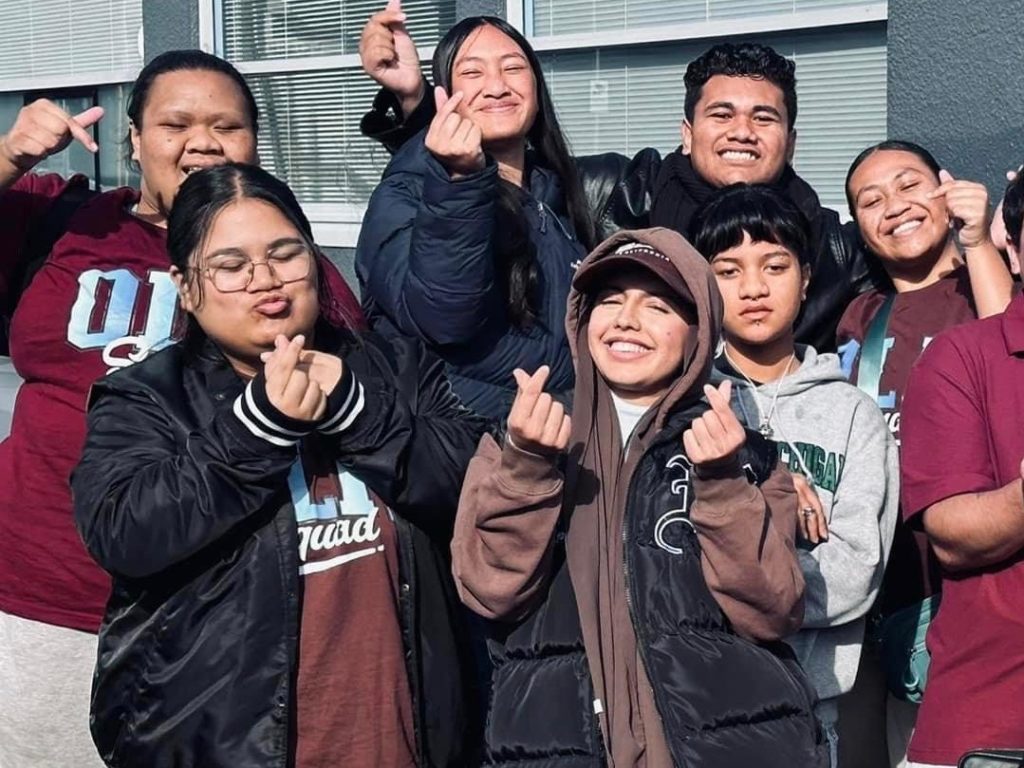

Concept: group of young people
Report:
left=0, top=5, right=1021, bottom=768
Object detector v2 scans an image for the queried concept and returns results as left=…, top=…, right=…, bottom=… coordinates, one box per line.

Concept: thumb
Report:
left=717, top=378, right=732, bottom=403
left=433, top=85, right=448, bottom=112
left=512, top=368, right=529, bottom=390
left=73, top=106, right=105, bottom=129
left=939, top=168, right=954, bottom=184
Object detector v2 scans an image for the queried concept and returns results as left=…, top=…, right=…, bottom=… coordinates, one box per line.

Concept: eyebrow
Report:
left=854, top=168, right=924, bottom=202
left=598, top=284, right=675, bottom=301
left=703, top=101, right=783, bottom=119
left=455, top=52, right=528, bottom=66
left=712, top=248, right=794, bottom=264
left=205, top=237, right=306, bottom=260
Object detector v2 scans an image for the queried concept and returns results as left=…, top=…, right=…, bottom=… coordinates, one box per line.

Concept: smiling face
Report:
left=587, top=268, right=693, bottom=406
left=710, top=232, right=808, bottom=352
left=848, top=149, right=950, bottom=271
left=449, top=24, right=539, bottom=148
left=171, top=197, right=320, bottom=376
left=682, top=75, right=795, bottom=188
left=131, top=69, right=258, bottom=223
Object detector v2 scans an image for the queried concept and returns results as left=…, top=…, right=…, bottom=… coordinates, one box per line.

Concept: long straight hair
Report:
left=432, top=17, right=595, bottom=329
left=167, top=163, right=359, bottom=353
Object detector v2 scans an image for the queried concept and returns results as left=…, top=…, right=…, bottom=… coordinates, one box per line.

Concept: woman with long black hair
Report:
left=72, top=163, right=486, bottom=767
left=356, top=16, right=595, bottom=420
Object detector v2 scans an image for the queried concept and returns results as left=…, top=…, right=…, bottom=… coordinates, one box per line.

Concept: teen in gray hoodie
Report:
left=693, top=184, right=899, bottom=766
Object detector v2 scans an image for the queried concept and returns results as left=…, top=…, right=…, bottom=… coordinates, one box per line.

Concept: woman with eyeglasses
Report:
left=71, top=163, right=487, bottom=768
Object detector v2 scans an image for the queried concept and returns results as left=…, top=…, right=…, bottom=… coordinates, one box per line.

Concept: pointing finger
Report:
left=67, top=107, right=103, bottom=153
left=938, top=168, right=954, bottom=184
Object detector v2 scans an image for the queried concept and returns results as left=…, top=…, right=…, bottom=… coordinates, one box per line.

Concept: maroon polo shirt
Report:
left=901, top=293, right=1024, bottom=764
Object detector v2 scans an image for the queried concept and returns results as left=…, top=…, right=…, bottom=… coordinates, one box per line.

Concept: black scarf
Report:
left=649, top=148, right=825, bottom=244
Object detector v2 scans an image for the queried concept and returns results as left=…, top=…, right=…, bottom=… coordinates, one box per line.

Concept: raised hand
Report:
left=424, top=86, right=485, bottom=178
left=0, top=99, right=103, bottom=175
left=683, top=381, right=747, bottom=474
left=930, top=169, right=992, bottom=249
left=359, top=0, right=425, bottom=114
left=262, top=334, right=327, bottom=422
left=507, top=366, right=572, bottom=456
left=261, top=346, right=344, bottom=398
left=793, top=473, right=829, bottom=544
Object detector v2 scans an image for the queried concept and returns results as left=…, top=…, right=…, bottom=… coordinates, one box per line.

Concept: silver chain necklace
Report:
left=722, top=348, right=796, bottom=439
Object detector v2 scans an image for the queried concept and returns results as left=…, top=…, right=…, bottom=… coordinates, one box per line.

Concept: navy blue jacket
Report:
left=355, top=131, right=585, bottom=420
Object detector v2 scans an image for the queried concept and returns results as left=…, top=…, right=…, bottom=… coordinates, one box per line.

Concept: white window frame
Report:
left=199, top=0, right=444, bottom=248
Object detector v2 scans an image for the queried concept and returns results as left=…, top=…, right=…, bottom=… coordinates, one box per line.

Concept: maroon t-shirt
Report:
left=0, top=172, right=364, bottom=632
left=900, top=292, right=1024, bottom=764
left=0, top=174, right=173, bottom=631
left=293, top=437, right=417, bottom=768
left=836, top=267, right=976, bottom=613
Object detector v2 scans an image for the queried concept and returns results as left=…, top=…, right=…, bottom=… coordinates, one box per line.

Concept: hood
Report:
left=567, top=227, right=723, bottom=435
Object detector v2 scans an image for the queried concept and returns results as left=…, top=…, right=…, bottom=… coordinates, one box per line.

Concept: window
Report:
left=0, top=0, right=142, bottom=90
left=211, top=0, right=457, bottom=245
left=541, top=25, right=886, bottom=209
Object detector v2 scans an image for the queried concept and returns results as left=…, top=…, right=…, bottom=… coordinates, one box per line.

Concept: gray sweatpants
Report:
left=0, top=610, right=105, bottom=768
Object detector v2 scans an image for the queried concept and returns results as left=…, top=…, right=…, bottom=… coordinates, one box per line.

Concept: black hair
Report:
left=125, top=50, right=259, bottom=167
left=168, top=163, right=351, bottom=352
left=684, top=42, right=798, bottom=130
left=844, top=139, right=942, bottom=218
left=432, top=17, right=595, bottom=329
left=1002, top=167, right=1024, bottom=250
left=691, top=183, right=812, bottom=266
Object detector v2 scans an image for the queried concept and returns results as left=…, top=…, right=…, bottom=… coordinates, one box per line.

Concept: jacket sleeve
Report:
left=798, top=400, right=898, bottom=629
left=451, top=434, right=564, bottom=621
left=72, top=380, right=305, bottom=580
left=321, top=336, right=491, bottom=540
left=574, top=148, right=660, bottom=240
left=690, top=464, right=805, bottom=642
left=355, top=146, right=505, bottom=346
left=360, top=85, right=436, bottom=154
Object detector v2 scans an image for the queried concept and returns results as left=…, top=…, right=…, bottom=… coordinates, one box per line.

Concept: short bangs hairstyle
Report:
left=691, top=183, right=812, bottom=266
left=844, top=140, right=942, bottom=219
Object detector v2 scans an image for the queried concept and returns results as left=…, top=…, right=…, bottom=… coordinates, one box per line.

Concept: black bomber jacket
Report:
left=71, top=326, right=488, bottom=768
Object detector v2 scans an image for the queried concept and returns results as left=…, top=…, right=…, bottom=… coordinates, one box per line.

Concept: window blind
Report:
left=540, top=25, right=886, bottom=210
left=533, top=0, right=876, bottom=37
left=0, top=0, right=141, bottom=82
left=246, top=67, right=403, bottom=205
left=223, top=0, right=455, bottom=60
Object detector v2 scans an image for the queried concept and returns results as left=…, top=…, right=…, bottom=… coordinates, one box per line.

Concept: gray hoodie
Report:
left=714, top=344, right=899, bottom=703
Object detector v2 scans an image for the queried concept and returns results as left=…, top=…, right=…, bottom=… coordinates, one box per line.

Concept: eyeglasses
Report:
left=199, top=246, right=314, bottom=293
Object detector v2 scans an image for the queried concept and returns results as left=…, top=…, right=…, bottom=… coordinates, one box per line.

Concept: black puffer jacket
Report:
left=71, top=327, right=487, bottom=768
left=362, top=91, right=873, bottom=352
left=481, top=414, right=826, bottom=768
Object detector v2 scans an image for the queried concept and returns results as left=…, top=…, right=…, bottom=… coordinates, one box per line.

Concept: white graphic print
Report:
left=67, top=269, right=179, bottom=372
left=288, top=461, right=385, bottom=576
left=654, top=453, right=696, bottom=555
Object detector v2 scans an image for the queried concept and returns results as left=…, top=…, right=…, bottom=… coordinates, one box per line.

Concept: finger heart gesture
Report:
left=424, top=86, right=486, bottom=178
left=506, top=365, right=572, bottom=456
left=682, top=380, right=746, bottom=473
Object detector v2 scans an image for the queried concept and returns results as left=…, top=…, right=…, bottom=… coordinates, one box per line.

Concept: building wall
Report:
left=888, top=0, right=1024, bottom=199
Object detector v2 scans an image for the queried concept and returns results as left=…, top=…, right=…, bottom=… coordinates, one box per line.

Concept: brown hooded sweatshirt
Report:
left=452, top=228, right=805, bottom=768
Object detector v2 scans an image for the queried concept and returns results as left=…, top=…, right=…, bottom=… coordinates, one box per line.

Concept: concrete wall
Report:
left=888, top=0, right=1024, bottom=199
left=142, top=0, right=201, bottom=61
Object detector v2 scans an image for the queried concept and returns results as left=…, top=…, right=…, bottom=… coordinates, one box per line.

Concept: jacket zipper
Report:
left=536, top=199, right=576, bottom=242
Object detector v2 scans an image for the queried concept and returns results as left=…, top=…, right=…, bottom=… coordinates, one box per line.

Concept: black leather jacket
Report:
left=72, top=328, right=487, bottom=768
left=362, top=90, right=874, bottom=352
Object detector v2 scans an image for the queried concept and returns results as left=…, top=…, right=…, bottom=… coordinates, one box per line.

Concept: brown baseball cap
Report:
left=572, top=241, right=695, bottom=313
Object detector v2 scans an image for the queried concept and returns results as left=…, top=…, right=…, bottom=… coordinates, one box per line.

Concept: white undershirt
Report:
left=611, top=392, right=650, bottom=451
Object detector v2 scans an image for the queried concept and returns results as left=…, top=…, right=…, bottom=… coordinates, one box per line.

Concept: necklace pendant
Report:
left=758, top=422, right=773, bottom=438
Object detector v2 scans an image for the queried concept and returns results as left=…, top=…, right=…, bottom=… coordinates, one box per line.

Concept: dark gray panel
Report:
left=457, top=0, right=505, bottom=20
left=888, top=0, right=1024, bottom=198
left=143, top=0, right=201, bottom=61
left=322, top=246, right=360, bottom=301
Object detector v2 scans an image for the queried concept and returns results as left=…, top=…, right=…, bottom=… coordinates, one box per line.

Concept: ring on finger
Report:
left=801, top=507, right=815, bottom=517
